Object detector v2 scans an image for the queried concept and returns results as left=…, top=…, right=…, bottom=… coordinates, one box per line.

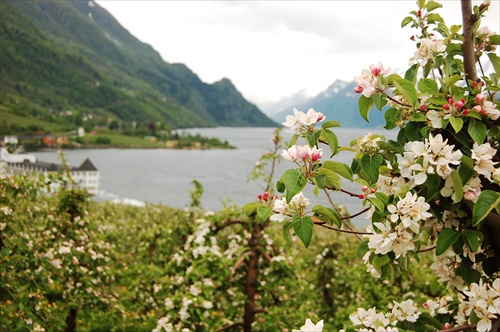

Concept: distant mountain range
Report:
left=0, top=0, right=276, bottom=135
left=268, top=80, right=385, bottom=129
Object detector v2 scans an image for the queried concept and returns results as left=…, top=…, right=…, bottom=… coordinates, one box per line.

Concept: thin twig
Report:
left=416, top=245, right=436, bottom=253
left=214, top=322, right=243, bottom=332
left=341, top=207, right=370, bottom=220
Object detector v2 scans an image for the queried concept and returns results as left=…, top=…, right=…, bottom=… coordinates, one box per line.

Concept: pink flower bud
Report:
left=257, top=194, right=263, bottom=200
left=473, top=105, right=482, bottom=112
left=263, top=192, right=269, bottom=200
left=443, top=104, right=450, bottom=110
left=371, top=67, right=381, bottom=76
left=472, top=81, right=478, bottom=89
left=358, top=194, right=365, bottom=199
left=443, top=323, right=451, bottom=330
left=475, top=94, right=486, bottom=104
left=361, top=186, right=368, bottom=192
left=311, top=151, right=322, bottom=162
left=481, top=109, right=488, bottom=116
left=417, top=10, right=422, bottom=17
left=419, top=104, right=427, bottom=111
left=462, top=109, right=469, bottom=115
left=447, top=98, right=454, bottom=104
left=410, top=35, right=415, bottom=41
left=370, top=188, right=376, bottom=193
left=454, top=101, right=464, bottom=109
left=354, top=85, right=364, bottom=94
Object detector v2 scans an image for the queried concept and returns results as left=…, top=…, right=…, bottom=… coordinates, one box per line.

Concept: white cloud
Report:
left=96, top=1, right=499, bottom=107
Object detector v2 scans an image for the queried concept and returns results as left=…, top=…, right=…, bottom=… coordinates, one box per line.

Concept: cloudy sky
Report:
left=95, top=1, right=499, bottom=110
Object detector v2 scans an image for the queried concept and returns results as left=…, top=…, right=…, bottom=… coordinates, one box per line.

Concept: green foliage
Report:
left=0, top=173, right=441, bottom=331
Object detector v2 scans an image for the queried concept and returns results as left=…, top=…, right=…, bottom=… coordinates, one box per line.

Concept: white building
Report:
left=1, top=148, right=100, bottom=195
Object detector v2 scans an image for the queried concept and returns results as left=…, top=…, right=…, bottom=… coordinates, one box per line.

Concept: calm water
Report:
left=34, top=127, right=394, bottom=226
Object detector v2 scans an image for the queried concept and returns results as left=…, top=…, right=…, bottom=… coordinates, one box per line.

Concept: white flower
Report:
left=391, top=299, right=420, bottom=323
left=426, top=110, right=443, bottom=128
left=292, top=318, right=324, bottom=332
left=270, top=197, right=288, bottom=222
left=367, top=221, right=397, bottom=255
left=282, top=108, right=302, bottom=133
left=281, top=145, right=299, bottom=162
left=472, top=142, right=498, bottom=180
left=290, top=192, right=310, bottom=211
left=409, top=36, right=446, bottom=66
left=202, top=300, right=213, bottom=309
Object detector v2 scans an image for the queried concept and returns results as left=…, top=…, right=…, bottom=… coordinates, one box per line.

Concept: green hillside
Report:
left=0, top=0, right=276, bottom=137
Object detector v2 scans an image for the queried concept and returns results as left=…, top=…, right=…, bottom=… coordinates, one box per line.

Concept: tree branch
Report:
left=438, top=323, right=477, bottom=332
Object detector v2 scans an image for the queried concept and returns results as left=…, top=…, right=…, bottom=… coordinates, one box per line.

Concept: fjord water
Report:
left=34, top=127, right=394, bottom=227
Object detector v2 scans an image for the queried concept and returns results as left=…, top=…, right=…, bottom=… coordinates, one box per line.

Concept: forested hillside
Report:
left=0, top=0, right=276, bottom=136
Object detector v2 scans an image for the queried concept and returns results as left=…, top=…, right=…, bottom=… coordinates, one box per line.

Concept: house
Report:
left=1, top=148, right=100, bottom=195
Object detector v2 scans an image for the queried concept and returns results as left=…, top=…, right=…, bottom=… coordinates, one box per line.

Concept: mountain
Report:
left=271, top=80, right=386, bottom=129
left=0, top=0, right=276, bottom=135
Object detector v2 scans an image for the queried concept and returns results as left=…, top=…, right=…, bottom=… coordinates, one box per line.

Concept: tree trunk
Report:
left=243, top=222, right=262, bottom=332
left=64, top=307, right=78, bottom=332
left=461, top=0, right=478, bottom=83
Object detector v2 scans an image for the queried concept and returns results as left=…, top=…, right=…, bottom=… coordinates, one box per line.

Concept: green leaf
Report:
left=312, top=205, right=341, bottom=228
left=276, top=179, right=285, bottom=193
left=425, top=0, right=443, bottom=12
left=472, top=190, right=500, bottom=226
left=243, top=202, right=260, bottom=216
left=487, top=52, right=500, bottom=74
left=373, top=93, right=387, bottom=110
left=321, top=120, right=341, bottom=129
left=468, top=119, right=487, bottom=144
left=292, top=215, right=314, bottom=248
left=418, top=78, right=438, bottom=94
left=423, top=174, right=442, bottom=201
left=404, top=64, right=418, bottom=83
left=256, top=205, right=272, bottom=222
left=436, top=228, right=461, bottom=256
left=448, top=116, right=463, bottom=133
left=358, top=95, right=374, bottom=122
left=457, top=258, right=481, bottom=284
left=316, top=167, right=342, bottom=190
left=458, top=156, right=475, bottom=185
left=282, top=222, right=294, bottom=247
left=401, top=16, right=414, bottom=28
left=393, top=79, right=418, bottom=108
left=322, top=161, right=353, bottom=181
left=289, top=134, right=299, bottom=147
left=426, top=97, right=447, bottom=106
left=489, top=34, right=500, bottom=45
left=369, top=197, right=385, bottom=213
left=360, top=154, right=384, bottom=184
left=280, top=169, right=307, bottom=202
left=371, top=254, right=390, bottom=272
left=427, top=13, right=444, bottom=23
left=306, top=130, right=321, bottom=147
left=450, top=170, right=464, bottom=203
left=418, top=313, right=445, bottom=330
left=384, top=107, right=401, bottom=130
left=320, top=128, right=338, bottom=157
left=357, top=241, right=370, bottom=259
left=462, top=230, right=483, bottom=252
left=314, top=173, right=326, bottom=189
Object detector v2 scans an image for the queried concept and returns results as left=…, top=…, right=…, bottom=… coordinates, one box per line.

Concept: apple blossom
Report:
left=472, top=142, right=498, bottom=180
left=409, top=36, right=446, bottom=66
left=292, top=318, right=324, bottom=332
